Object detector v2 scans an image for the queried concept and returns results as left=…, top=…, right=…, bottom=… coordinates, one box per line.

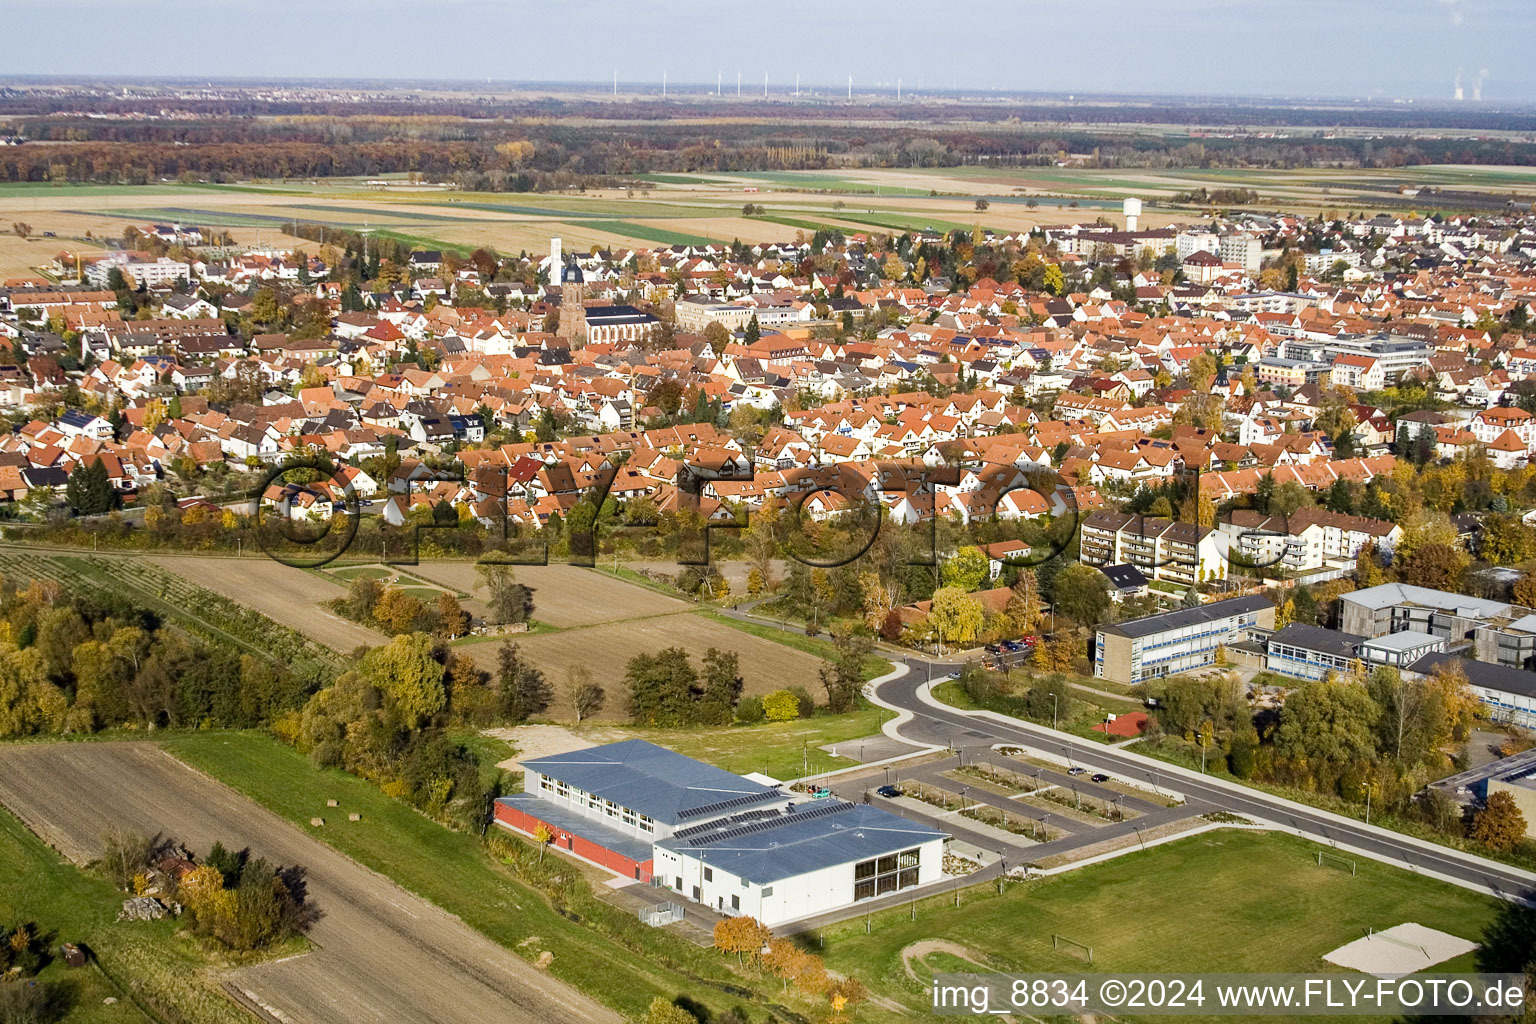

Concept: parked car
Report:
left=1021, top=635, right=1038, bottom=648
left=1091, top=773, right=1111, bottom=783
left=1066, top=766, right=1086, bottom=776
left=876, top=784, right=903, bottom=798
left=1001, top=640, right=1025, bottom=652
left=984, top=643, right=1003, bottom=654
left=945, top=669, right=961, bottom=679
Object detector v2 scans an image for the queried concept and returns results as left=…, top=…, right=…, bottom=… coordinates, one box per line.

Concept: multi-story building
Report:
left=674, top=297, right=757, bottom=333
left=1218, top=234, right=1262, bottom=274
left=1216, top=508, right=1401, bottom=576
left=1329, top=353, right=1384, bottom=391
left=1176, top=230, right=1220, bottom=261
left=1470, top=407, right=1536, bottom=454
left=1256, top=357, right=1329, bottom=389
left=1080, top=511, right=1228, bottom=587
left=1281, top=333, right=1431, bottom=382
left=84, top=254, right=190, bottom=288
left=1265, top=624, right=1369, bottom=681
left=1093, top=595, right=1275, bottom=684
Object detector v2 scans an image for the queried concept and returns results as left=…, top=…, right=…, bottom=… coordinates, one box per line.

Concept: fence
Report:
left=639, top=901, right=685, bottom=927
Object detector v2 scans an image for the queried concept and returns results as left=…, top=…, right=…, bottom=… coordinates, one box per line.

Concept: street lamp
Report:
left=1051, top=692, right=1059, bottom=731
left=1361, top=780, right=1377, bottom=826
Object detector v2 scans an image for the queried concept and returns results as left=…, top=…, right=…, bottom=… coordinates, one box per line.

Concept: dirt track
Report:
left=0, top=743, right=618, bottom=1024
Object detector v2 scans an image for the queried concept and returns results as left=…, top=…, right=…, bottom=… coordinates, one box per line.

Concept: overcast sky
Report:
left=5, top=0, right=1532, bottom=103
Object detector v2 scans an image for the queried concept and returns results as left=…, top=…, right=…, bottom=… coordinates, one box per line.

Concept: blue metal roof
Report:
left=519, top=739, right=781, bottom=826
left=654, top=800, right=947, bottom=885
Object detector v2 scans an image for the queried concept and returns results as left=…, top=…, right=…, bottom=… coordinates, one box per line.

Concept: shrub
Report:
left=735, top=696, right=765, bottom=724
left=762, top=690, right=799, bottom=722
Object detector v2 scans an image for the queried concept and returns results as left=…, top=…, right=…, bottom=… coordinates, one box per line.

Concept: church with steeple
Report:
left=557, top=254, right=587, bottom=345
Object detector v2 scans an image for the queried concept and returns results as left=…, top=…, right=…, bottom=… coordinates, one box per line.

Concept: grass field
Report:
left=818, top=829, right=1496, bottom=1021
left=932, top=678, right=1137, bottom=745
left=0, top=804, right=244, bottom=1024
left=618, top=702, right=891, bottom=780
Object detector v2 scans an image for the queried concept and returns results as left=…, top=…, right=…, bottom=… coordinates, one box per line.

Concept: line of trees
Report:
left=0, top=577, right=311, bottom=737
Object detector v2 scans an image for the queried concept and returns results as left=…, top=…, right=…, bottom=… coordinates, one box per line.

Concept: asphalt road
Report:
left=874, top=656, right=1536, bottom=903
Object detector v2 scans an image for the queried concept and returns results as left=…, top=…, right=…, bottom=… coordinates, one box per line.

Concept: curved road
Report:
left=870, top=655, right=1536, bottom=904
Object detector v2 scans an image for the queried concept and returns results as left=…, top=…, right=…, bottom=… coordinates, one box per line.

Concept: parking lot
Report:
left=823, top=746, right=1214, bottom=873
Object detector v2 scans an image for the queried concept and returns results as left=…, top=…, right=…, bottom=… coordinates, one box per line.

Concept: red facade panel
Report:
left=493, top=802, right=653, bottom=882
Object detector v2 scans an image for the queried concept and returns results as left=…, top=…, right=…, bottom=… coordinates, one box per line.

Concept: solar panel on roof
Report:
left=685, top=799, right=856, bottom=847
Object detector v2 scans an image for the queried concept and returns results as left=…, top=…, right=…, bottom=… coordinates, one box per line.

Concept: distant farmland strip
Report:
left=431, top=201, right=608, bottom=218
left=750, top=214, right=842, bottom=233
left=74, top=207, right=344, bottom=229
left=288, top=203, right=485, bottom=223
left=580, top=220, right=724, bottom=246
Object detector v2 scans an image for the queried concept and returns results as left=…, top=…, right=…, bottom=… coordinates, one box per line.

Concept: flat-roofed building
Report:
left=654, top=801, right=945, bottom=926
left=1266, top=624, right=1368, bottom=681
left=1409, top=653, right=1536, bottom=729
left=493, top=739, right=948, bottom=924
left=1340, top=583, right=1512, bottom=641
left=1361, top=630, right=1446, bottom=669
left=1093, top=595, right=1275, bottom=684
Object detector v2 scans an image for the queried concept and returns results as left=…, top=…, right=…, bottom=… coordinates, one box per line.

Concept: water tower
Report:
left=1123, top=197, right=1142, bottom=233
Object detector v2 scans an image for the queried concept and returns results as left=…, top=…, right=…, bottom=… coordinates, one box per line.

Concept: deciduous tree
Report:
left=1471, top=791, right=1528, bottom=852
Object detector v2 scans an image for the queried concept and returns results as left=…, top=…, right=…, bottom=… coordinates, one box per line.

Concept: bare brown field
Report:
left=147, top=554, right=379, bottom=653
left=407, top=561, right=691, bottom=628
left=0, top=742, right=618, bottom=1024
left=464, top=609, right=824, bottom=721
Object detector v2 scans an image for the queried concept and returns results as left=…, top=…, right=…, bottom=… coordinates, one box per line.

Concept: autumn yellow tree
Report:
left=1471, top=791, right=1527, bottom=851
left=713, top=915, right=772, bottom=967
left=926, top=587, right=984, bottom=646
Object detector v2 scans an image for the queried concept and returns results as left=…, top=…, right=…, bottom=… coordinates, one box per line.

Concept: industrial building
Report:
left=493, top=739, right=947, bottom=926
left=1093, top=595, right=1275, bottom=684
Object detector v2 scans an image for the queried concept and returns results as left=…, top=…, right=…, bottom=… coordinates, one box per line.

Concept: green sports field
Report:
left=819, top=828, right=1495, bottom=1021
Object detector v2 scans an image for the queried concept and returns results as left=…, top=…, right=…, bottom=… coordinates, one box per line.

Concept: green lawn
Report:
left=819, top=829, right=1496, bottom=1022
left=933, top=679, right=1119, bottom=744
left=699, top=610, right=891, bottom=680
left=156, top=732, right=776, bottom=1020
left=0, top=806, right=248, bottom=1024
left=617, top=704, right=892, bottom=781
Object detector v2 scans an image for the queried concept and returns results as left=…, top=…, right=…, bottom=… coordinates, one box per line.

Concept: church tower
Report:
left=557, top=255, right=587, bottom=345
